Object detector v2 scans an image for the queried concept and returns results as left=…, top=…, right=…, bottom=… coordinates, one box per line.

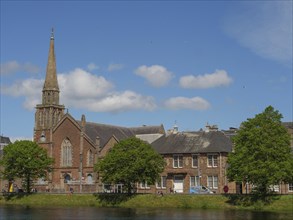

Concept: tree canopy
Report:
left=0, top=140, right=54, bottom=193
left=227, top=106, right=293, bottom=197
left=95, top=137, right=165, bottom=194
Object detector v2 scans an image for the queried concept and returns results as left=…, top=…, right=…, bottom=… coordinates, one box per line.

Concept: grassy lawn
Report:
left=0, top=193, right=292, bottom=212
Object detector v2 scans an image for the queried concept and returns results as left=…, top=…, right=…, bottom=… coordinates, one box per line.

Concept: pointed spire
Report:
left=50, top=27, right=54, bottom=40
left=43, top=28, right=59, bottom=91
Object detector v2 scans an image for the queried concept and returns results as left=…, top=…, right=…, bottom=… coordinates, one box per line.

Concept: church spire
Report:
left=42, top=28, right=60, bottom=105
left=34, top=29, right=65, bottom=137
left=43, top=27, right=59, bottom=92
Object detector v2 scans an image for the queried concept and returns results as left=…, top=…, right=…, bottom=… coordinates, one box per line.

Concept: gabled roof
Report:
left=151, top=131, right=232, bottom=154
left=75, top=121, right=165, bottom=148
left=83, top=122, right=135, bottom=148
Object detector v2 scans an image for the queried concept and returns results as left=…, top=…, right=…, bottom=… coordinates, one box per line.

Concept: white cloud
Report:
left=87, top=62, right=99, bottom=71
left=135, top=65, right=173, bottom=87
left=107, top=63, right=124, bottom=72
left=0, top=61, right=40, bottom=75
left=164, top=96, right=211, bottom=110
left=1, top=68, right=157, bottom=113
left=0, top=61, right=19, bottom=75
left=1, top=78, right=43, bottom=110
left=58, top=68, right=114, bottom=101
left=179, top=70, right=233, bottom=89
left=223, top=1, right=292, bottom=65
left=71, top=90, right=156, bottom=112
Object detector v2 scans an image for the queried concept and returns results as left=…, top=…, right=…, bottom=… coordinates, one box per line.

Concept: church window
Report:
left=61, top=139, right=72, bottom=167
left=87, top=149, right=94, bottom=166
left=87, top=174, right=93, bottom=184
left=64, top=173, right=71, bottom=183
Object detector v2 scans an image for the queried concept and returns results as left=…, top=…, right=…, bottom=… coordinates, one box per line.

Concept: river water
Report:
left=0, top=206, right=292, bottom=220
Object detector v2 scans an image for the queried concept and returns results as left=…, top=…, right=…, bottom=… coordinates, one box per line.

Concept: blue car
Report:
left=190, top=186, right=214, bottom=194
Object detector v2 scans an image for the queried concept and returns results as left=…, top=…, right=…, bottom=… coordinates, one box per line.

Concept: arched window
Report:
left=87, top=149, right=94, bottom=166
left=64, top=173, right=71, bottom=183
left=61, top=139, right=72, bottom=167
left=87, top=174, right=93, bottom=184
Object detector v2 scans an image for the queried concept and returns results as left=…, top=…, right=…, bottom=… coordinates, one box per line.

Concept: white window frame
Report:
left=269, top=184, right=280, bottom=192
left=140, top=181, right=150, bottom=189
left=173, top=155, right=183, bottom=168
left=288, top=183, right=293, bottom=192
left=207, top=175, right=218, bottom=189
left=192, top=154, right=198, bottom=168
left=156, top=176, right=167, bottom=189
left=190, top=176, right=200, bottom=187
left=207, top=154, right=218, bottom=167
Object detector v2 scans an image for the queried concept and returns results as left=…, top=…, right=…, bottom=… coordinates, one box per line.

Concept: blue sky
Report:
left=1, top=1, right=292, bottom=141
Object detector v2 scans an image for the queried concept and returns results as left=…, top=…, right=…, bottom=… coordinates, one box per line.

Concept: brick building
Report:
left=134, top=127, right=235, bottom=194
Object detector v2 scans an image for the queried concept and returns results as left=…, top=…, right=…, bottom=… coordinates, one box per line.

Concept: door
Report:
left=174, top=175, right=184, bottom=193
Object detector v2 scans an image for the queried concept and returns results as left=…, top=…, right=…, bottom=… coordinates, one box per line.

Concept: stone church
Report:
left=34, top=31, right=165, bottom=193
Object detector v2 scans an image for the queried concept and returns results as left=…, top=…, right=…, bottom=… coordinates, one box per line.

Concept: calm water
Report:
left=0, top=206, right=292, bottom=220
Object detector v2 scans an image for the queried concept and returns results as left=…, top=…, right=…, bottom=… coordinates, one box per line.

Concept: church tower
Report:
left=34, top=29, right=65, bottom=143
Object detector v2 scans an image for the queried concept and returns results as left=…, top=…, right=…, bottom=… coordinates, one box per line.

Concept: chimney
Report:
left=205, top=123, right=218, bottom=132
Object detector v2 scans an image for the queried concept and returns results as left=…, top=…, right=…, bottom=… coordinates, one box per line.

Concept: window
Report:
left=156, top=176, right=167, bottom=188
left=61, top=139, right=72, bottom=167
left=173, top=155, right=183, bottom=168
left=190, top=176, right=200, bottom=187
left=36, top=177, right=47, bottom=185
left=140, top=181, right=150, bottom=189
left=207, top=176, right=218, bottom=189
left=87, top=149, right=94, bottom=166
left=64, top=173, right=71, bottom=183
left=192, top=155, right=198, bottom=167
left=269, top=185, right=280, bottom=192
left=288, top=183, right=293, bottom=192
left=207, top=155, right=218, bottom=167
left=87, top=174, right=93, bottom=184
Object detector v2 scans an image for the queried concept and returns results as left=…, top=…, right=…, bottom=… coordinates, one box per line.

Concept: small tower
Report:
left=34, top=29, right=65, bottom=143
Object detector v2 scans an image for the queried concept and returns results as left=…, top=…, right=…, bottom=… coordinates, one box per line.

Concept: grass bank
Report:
left=0, top=193, right=292, bottom=212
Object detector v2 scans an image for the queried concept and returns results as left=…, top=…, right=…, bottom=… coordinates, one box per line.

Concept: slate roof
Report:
left=83, top=122, right=134, bottom=147
left=151, top=131, right=232, bottom=154
left=78, top=121, right=165, bottom=148
left=129, top=124, right=165, bottom=135
left=0, top=136, right=11, bottom=145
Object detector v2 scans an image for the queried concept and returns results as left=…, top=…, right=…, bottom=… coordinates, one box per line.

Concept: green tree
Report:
left=0, top=140, right=54, bottom=193
left=95, top=137, right=165, bottom=194
left=227, top=106, right=293, bottom=199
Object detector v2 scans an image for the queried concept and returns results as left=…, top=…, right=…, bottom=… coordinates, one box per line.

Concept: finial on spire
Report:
left=51, top=27, right=54, bottom=40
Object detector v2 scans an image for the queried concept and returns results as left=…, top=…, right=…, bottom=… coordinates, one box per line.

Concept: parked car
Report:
left=190, top=186, right=214, bottom=194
